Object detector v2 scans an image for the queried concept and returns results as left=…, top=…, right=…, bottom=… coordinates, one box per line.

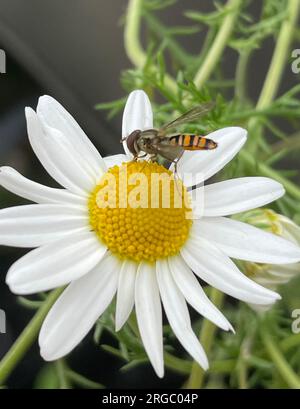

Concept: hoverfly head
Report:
left=125, top=130, right=142, bottom=156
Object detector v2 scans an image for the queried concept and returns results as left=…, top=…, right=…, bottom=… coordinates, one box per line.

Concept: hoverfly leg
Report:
left=135, top=157, right=150, bottom=176
left=173, top=154, right=184, bottom=202
left=133, top=153, right=147, bottom=164
left=136, top=152, right=148, bottom=159
left=173, top=163, right=182, bottom=200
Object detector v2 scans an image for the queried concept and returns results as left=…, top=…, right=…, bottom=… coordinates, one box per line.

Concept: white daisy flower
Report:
left=1, top=90, right=300, bottom=378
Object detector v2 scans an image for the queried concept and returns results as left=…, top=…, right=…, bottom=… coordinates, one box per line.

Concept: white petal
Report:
left=26, top=107, right=96, bottom=195
left=115, top=260, right=136, bottom=331
left=0, top=167, right=87, bottom=206
left=6, top=231, right=106, bottom=294
left=122, top=90, right=153, bottom=157
left=37, top=95, right=106, bottom=176
left=194, top=217, right=300, bottom=264
left=177, top=127, right=247, bottom=187
left=181, top=237, right=280, bottom=305
left=39, top=252, right=119, bottom=361
left=0, top=204, right=88, bottom=248
left=41, top=123, right=99, bottom=187
left=156, top=259, right=209, bottom=370
left=104, top=154, right=131, bottom=169
left=168, top=255, right=233, bottom=331
left=135, top=262, right=164, bottom=378
left=200, top=177, right=284, bottom=217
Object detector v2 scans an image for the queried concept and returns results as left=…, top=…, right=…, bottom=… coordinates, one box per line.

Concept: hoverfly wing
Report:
left=159, top=102, right=215, bottom=134
left=154, top=139, right=184, bottom=163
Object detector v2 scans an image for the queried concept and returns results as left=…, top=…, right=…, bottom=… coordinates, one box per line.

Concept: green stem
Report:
left=271, top=132, right=300, bottom=155
left=235, top=50, right=251, bottom=102
left=66, top=370, right=104, bottom=389
left=193, top=0, right=242, bottom=89
left=256, top=0, right=299, bottom=110
left=260, top=327, right=300, bottom=389
left=125, top=0, right=177, bottom=94
left=0, top=288, right=63, bottom=385
left=237, top=360, right=248, bottom=389
left=125, top=0, right=147, bottom=69
left=236, top=336, right=253, bottom=389
left=55, top=360, right=70, bottom=389
left=192, top=27, right=217, bottom=73
left=164, top=352, right=192, bottom=375
left=247, top=0, right=300, bottom=151
left=185, top=288, right=225, bottom=389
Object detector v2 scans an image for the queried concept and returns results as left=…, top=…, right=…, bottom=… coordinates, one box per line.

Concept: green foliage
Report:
left=93, top=303, right=190, bottom=375
left=34, top=362, right=104, bottom=389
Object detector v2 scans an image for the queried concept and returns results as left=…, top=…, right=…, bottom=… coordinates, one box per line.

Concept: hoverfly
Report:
left=122, top=102, right=217, bottom=168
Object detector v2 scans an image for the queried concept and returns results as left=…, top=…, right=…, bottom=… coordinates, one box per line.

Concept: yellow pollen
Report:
left=88, top=161, right=193, bottom=263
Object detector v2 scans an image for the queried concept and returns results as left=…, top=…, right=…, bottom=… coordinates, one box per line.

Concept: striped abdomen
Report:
left=169, top=134, right=218, bottom=151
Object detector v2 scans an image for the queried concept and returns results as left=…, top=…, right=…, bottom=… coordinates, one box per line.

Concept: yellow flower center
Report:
left=89, top=161, right=192, bottom=263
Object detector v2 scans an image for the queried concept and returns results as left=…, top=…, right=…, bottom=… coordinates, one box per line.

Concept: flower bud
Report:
left=239, top=209, right=300, bottom=311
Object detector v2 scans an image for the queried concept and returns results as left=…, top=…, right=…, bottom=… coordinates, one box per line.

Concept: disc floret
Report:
left=89, top=161, right=192, bottom=263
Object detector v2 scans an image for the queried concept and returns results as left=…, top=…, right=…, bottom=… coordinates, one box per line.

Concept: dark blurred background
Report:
left=0, top=0, right=298, bottom=388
